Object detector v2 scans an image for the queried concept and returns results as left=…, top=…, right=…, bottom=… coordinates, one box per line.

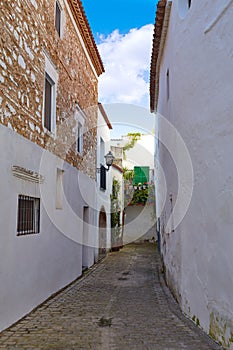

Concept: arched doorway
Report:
left=98, top=208, right=107, bottom=260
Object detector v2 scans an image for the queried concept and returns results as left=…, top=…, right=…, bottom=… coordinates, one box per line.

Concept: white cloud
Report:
left=97, top=24, right=154, bottom=108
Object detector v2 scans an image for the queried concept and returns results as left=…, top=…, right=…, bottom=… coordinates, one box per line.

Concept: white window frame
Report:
left=55, top=0, right=65, bottom=38
left=43, top=52, right=58, bottom=135
left=75, top=103, right=86, bottom=155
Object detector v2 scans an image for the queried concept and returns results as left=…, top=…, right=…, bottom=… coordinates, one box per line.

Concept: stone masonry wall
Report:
left=0, top=0, right=99, bottom=179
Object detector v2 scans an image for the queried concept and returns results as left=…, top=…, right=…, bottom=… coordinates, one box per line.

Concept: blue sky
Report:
left=82, top=0, right=158, bottom=41
left=81, top=0, right=159, bottom=137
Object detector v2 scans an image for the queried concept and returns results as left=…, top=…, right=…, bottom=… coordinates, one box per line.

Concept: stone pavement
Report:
left=0, top=243, right=223, bottom=350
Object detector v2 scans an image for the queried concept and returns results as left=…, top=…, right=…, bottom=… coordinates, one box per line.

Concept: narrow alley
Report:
left=0, top=244, right=222, bottom=350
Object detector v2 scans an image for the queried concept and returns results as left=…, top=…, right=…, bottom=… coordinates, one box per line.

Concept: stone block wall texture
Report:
left=0, top=0, right=99, bottom=179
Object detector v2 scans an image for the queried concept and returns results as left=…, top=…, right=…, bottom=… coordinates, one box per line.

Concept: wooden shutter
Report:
left=100, top=165, right=106, bottom=190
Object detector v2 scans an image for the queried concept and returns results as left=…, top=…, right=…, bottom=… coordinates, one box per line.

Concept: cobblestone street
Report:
left=0, top=243, right=222, bottom=350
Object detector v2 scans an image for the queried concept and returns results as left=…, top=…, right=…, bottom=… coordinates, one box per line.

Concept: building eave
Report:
left=112, top=163, right=124, bottom=173
left=98, top=103, right=113, bottom=129
left=67, top=0, right=104, bottom=76
left=150, top=1, right=172, bottom=113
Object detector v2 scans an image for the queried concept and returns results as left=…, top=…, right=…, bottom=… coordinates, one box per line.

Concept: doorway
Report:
left=98, top=208, right=107, bottom=260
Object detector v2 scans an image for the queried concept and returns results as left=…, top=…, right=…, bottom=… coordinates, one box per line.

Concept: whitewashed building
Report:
left=95, top=103, right=113, bottom=261
left=111, top=135, right=156, bottom=244
left=0, top=0, right=106, bottom=332
left=150, top=0, right=233, bottom=347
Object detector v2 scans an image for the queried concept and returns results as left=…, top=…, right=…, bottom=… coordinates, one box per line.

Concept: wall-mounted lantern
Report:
left=104, top=150, right=115, bottom=171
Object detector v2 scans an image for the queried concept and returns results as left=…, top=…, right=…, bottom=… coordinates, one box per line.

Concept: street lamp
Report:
left=104, top=151, right=115, bottom=171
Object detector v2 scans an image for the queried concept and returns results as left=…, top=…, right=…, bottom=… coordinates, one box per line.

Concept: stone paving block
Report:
left=0, top=243, right=224, bottom=349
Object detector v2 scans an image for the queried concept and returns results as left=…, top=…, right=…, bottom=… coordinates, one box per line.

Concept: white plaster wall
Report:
left=95, top=108, right=112, bottom=259
left=0, top=124, right=97, bottom=331
left=124, top=204, right=156, bottom=245
left=156, top=0, right=233, bottom=345
left=112, top=134, right=156, bottom=246
left=123, top=134, right=155, bottom=170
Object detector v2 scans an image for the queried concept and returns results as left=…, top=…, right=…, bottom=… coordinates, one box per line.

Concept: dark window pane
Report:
left=100, top=165, right=106, bottom=190
left=55, top=2, right=61, bottom=36
left=44, top=76, right=52, bottom=131
left=17, top=195, right=40, bottom=236
left=77, top=124, right=81, bottom=153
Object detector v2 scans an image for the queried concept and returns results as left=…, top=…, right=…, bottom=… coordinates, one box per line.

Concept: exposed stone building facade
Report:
left=0, top=0, right=104, bottom=177
left=0, top=0, right=105, bottom=332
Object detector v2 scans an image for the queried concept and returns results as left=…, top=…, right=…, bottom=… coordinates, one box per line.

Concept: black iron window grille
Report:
left=17, top=195, right=40, bottom=236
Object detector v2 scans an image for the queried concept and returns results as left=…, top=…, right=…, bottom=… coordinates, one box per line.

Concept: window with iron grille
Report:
left=17, top=195, right=40, bottom=236
left=100, top=165, right=106, bottom=190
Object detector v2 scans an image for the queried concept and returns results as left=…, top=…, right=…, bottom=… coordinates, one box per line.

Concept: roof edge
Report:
left=112, top=163, right=124, bottom=173
left=68, top=0, right=104, bottom=76
left=150, top=0, right=169, bottom=113
left=98, top=103, right=113, bottom=129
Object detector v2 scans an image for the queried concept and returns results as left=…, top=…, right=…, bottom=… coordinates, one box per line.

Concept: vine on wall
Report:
left=123, top=132, right=141, bottom=159
left=111, top=178, right=123, bottom=249
left=111, top=178, right=121, bottom=228
left=123, top=167, right=134, bottom=181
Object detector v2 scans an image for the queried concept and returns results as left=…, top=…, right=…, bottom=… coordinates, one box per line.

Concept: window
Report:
left=166, top=69, right=170, bottom=101
left=100, top=165, right=106, bottom=190
left=43, top=53, right=58, bottom=134
left=44, top=74, right=55, bottom=132
left=178, top=0, right=192, bottom=18
left=17, top=195, right=40, bottom=236
left=75, top=103, right=86, bottom=154
left=56, top=168, right=64, bottom=209
left=55, top=1, right=62, bottom=36
left=76, top=122, right=83, bottom=154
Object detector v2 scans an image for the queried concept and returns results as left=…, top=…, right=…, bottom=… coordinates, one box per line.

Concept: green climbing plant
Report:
left=123, top=132, right=141, bottom=159
left=123, top=167, right=134, bottom=181
left=111, top=178, right=121, bottom=228
left=130, top=187, right=149, bottom=205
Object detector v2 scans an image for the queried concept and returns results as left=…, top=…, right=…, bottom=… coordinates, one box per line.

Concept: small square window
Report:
left=55, top=1, right=62, bottom=37
left=17, top=195, right=40, bottom=236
